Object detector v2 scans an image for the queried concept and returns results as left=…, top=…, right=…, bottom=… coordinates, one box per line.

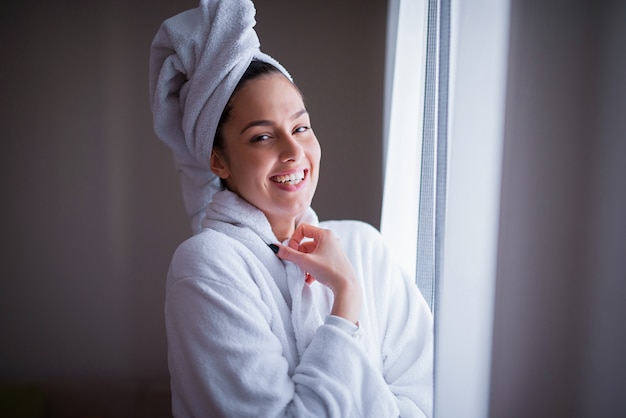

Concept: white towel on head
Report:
left=149, top=0, right=291, bottom=234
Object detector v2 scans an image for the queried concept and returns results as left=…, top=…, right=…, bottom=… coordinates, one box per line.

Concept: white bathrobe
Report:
left=165, top=190, right=433, bottom=417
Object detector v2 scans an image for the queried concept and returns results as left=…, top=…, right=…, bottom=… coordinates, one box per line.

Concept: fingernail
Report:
left=268, top=244, right=279, bottom=254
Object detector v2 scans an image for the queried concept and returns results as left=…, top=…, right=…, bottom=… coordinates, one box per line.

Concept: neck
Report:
left=267, top=215, right=296, bottom=243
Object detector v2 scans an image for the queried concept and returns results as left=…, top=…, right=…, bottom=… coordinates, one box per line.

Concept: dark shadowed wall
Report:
left=0, top=0, right=387, bottom=414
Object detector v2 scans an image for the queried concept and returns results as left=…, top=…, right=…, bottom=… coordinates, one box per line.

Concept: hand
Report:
left=274, top=224, right=362, bottom=324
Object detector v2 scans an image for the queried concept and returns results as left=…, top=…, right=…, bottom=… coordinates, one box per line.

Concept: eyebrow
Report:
left=240, top=108, right=308, bottom=134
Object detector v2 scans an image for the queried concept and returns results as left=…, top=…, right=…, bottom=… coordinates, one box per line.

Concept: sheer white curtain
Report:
left=380, top=0, right=427, bottom=281
left=381, top=0, right=510, bottom=417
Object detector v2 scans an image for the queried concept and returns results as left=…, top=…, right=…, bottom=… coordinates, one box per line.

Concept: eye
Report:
left=251, top=134, right=271, bottom=143
left=294, top=126, right=310, bottom=134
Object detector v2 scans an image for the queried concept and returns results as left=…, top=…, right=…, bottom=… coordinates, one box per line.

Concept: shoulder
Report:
left=320, top=219, right=381, bottom=240
left=168, top=229, right=251, bottom=284
left=320, top=219, right=411, bottom=286
left=319, top=220, right=395, bottom=275
left=320, top=219, right=386, bottom=252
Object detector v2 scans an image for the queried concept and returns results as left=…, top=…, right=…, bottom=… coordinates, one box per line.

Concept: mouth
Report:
left=270, top=169, right=307, bottom=186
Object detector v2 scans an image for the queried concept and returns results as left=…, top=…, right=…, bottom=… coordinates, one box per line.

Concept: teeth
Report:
left=271, top=171, right=306, bottom=185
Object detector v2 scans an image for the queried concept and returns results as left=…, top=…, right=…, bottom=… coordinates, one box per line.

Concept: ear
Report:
left=210, top=149, right=230, bottom=179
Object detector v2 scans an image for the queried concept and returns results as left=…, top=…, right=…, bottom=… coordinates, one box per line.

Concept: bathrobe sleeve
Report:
left=325, top=220, right=434, bottom=417
left=165, top=224, right=432, bottom=417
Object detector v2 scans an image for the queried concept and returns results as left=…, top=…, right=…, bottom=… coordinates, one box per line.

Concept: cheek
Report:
left=230, top=151, right=263, bottom=178
left=308, top=140, right=322, bottom=167
left=308, top=143, right=322, bottom=186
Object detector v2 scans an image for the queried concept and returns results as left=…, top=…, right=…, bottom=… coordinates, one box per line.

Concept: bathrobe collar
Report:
left=201, top=189, right=319, bottom=244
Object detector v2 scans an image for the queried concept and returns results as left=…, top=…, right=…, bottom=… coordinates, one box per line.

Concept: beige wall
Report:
left=0, top=0, right=387, bottom=409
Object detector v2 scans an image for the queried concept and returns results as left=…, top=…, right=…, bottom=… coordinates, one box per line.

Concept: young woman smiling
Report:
left=150, top=1, right=433, bottom=416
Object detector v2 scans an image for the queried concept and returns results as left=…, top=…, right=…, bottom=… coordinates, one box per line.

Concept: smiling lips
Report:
left=270, top=169, right=307, bottom=186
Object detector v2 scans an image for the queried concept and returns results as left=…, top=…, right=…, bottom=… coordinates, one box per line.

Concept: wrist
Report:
left=330, top=282, right=362, bottom=324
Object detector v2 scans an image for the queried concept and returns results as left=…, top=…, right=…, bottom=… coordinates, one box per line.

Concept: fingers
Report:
left=273, top=243, right=291, bottom=260
left=274, top=243, right=306, bottom=265
left=272, top=223, right=353, bottom=286
left=298, top=240, right=317, bottom=254
left=289, top=223, right=328, bottom=247
left=273, top=238, right=321, bottom=280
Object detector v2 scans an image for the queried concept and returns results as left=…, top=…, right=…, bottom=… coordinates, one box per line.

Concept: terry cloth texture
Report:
left=149, top=0, right=292, bottom=234
left=165, top=190, right=434, bottom=417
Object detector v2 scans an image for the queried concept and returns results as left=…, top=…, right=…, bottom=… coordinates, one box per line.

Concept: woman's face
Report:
left=210, top=73, right=321, bottom=239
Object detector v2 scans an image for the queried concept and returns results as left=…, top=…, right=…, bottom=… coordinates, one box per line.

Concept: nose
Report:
left=278, top=131, right=304, bottom=162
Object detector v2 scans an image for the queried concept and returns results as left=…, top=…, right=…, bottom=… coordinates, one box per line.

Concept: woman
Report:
left=150, top=1, right=433, bottom=417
